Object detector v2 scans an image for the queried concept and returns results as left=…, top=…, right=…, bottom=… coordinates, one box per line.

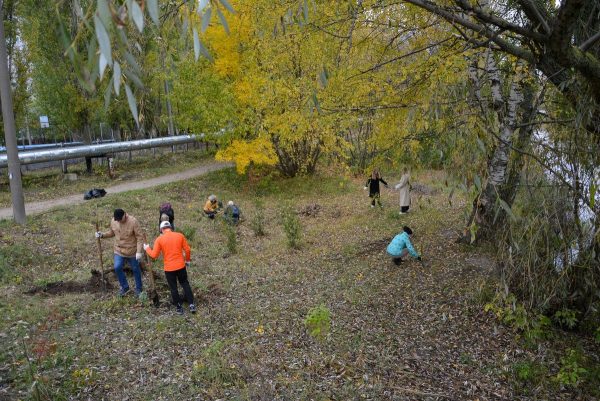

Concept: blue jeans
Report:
left=114, top=254, right=143, bottom=293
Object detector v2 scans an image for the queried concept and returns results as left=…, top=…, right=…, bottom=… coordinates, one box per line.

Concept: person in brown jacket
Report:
left=95, top=208, right=145, bottom=296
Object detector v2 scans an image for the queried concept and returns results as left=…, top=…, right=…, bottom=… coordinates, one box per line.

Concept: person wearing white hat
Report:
left=144, top=221, right=195, bottom=315
left=224, top=200, right=241, bottom=225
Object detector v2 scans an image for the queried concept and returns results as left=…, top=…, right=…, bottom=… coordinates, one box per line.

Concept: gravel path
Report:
left=0, top=162, right=230, bottom=219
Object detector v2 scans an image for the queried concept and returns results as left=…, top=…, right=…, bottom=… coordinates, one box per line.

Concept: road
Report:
left=0, top=162, right=230, bottom=219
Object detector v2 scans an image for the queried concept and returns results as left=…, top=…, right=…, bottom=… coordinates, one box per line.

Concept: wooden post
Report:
left=107, top=156, right=115, bottom=179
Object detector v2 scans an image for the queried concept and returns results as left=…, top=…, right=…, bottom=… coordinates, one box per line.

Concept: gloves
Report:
left=136, top=252, right=143, bottom=261
left=95, top=231, right=103, bottom=238
left=363, top=186, right=368, bottom=191
left=185, top=261, right=191, bottom=269
left=143, top=243, right=149, bottom=250
left=417, top=256, right=422, bottom=261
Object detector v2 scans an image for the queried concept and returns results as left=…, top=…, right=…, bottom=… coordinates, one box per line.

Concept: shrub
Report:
left=180, top=226, right=196, bottom=243
left=553, top=308, right=579, bottom=330
left=250, top=200, right=266, bottom=236
left=304, top=304, right=331, bottom=341
left=555, top=349, right=587, bottom=387
left=222, top=222, right=237, bottom=254
left=281, top=207, right=301, bottom=249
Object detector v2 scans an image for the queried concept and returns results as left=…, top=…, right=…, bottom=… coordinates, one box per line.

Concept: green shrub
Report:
left=281, top=207, right=301, bottom=249
left=512, top=360, right=546, bottom=386
left=304, top=304, right=331, bottom=341
left=555, top=349, right=587, bottom=387
left=250, top=200, right=266, bottom=236
left=222, top=222, right=237, bottom=254
left=484, top=293, right=551, bottom=342
left=180, top=226, right=196, bottom=242
left=553, top=308, right=579, bottom=329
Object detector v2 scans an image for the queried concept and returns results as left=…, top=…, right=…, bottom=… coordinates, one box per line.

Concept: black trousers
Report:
left=164, top=267, right=194, bottom=306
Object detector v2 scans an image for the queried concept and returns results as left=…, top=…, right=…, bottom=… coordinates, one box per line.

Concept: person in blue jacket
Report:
left=387, top=226, right=422, bottom=265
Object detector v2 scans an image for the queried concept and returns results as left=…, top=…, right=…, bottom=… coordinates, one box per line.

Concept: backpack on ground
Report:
left=84, top=188, right=107, bottom=200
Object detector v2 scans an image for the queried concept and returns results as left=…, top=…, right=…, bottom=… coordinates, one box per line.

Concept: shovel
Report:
left=142, top=233, right=160, bottom=307
left=94, top=219, right=106, bottom=292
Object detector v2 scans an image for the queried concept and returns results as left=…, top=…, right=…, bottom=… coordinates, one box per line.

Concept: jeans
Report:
left=165, top=268, right=194, bottom=306
left=114, top=254, right=143, bottom=293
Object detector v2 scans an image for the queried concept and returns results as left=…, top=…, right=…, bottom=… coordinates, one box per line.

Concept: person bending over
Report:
left=386, top=226, right=421, bottom=265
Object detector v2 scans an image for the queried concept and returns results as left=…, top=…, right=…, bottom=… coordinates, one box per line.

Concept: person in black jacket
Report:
left=159, top=202, right=175, bottom=232
left=364, top=169, right=388, bottom=207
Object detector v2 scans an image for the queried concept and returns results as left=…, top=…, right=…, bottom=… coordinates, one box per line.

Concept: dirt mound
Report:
left=25, top=271, right=112, bottom=295
left=411, top=183, right=440, bottom=196
left=196, top=283, right=225, bottom=304
left=298, top=203, right=322, bottom=217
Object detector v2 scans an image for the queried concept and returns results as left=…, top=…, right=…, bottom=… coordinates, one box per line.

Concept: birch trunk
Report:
left=461, top=53, right=529, bottom=243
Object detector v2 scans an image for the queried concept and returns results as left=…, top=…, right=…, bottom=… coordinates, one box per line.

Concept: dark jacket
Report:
left=159, top=207, right=175, bottom=231
left=366, top=177, right=388, bottom=197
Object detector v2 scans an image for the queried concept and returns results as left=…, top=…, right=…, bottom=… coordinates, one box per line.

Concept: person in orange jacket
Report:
left=143, top=221, right=195, bottom=315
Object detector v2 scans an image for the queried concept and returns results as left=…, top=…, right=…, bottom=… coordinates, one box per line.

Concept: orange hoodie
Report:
left=145, top=229, right=191, bottom=272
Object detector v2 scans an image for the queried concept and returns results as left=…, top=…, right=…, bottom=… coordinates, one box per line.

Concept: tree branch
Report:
left=455, top=0, right=546, bottom=41
left=350, top=37, right=453, bottom=78
left=515, top=0, right=551, bottom=35
left=550, top=0, right=585, bottom=53
left=403, top=0, right=536, bottom=63
left=580, top=31, right=600, bottom=52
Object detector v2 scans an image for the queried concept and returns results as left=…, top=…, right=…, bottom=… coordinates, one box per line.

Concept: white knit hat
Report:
left=159, top=221, right=171, bottom=230
left=228, top=200, right=234, bottom=206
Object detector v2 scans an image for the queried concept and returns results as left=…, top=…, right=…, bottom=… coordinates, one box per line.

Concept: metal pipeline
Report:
left=0, top=134, right=204, bottom=168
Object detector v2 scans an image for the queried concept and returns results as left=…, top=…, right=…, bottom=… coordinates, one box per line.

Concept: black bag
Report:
left=84, top=188, right=107, bottom=200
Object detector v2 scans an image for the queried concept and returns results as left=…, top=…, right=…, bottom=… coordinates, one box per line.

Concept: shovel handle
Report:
left=95, top=221, right=106, bottom=291
left=142, top=233, right=157, bottom=292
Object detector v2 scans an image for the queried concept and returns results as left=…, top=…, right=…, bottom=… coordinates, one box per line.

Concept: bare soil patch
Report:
left=25, top=271, right=113, bottom=295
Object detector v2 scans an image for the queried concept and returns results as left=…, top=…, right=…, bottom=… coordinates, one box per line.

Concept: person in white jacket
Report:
left=394, top=168, right=411, bottom=214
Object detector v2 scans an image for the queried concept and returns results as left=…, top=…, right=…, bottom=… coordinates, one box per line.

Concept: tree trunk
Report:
left=460, top=54, right=529, bottom=243
left=0, top=9, right=25, bottom=224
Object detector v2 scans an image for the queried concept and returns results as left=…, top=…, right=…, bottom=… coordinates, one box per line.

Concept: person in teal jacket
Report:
left=387, top=226, right=422, bottom=265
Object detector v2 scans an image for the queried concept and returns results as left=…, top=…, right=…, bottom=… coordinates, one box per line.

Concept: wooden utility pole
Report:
left=0, top=5, right=25, bottom=224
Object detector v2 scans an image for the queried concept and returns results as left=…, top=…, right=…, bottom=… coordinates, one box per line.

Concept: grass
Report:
left=0, top=166, right=598, bottom=400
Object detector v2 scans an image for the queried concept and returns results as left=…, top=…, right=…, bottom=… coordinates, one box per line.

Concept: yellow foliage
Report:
left=215, top=137, right=278, bottom=174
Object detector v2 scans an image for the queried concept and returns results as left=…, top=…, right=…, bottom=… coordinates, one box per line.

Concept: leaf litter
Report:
left=0, top=171, right=598, bottom=400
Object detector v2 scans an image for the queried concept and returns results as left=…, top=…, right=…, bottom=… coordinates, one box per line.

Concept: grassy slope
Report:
left=0, top=168, right=598, bottom=400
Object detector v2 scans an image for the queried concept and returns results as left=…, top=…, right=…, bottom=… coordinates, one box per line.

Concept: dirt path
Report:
left=0, top=162, right=230, bottom=219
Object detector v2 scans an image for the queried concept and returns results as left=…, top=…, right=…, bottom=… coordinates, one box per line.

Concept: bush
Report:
left=555, top=349, right=587, bottom=387
left=250, top=200, right=266, bottom=237
left=304, top=304, right=331, bottom=341
left=281, top=206, right=301, bottom=249
left=553, top=308, right=579, bottom=330
left=222, top=222, right=237, bottom=254
left=180, top=226, right=196, bottom=243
